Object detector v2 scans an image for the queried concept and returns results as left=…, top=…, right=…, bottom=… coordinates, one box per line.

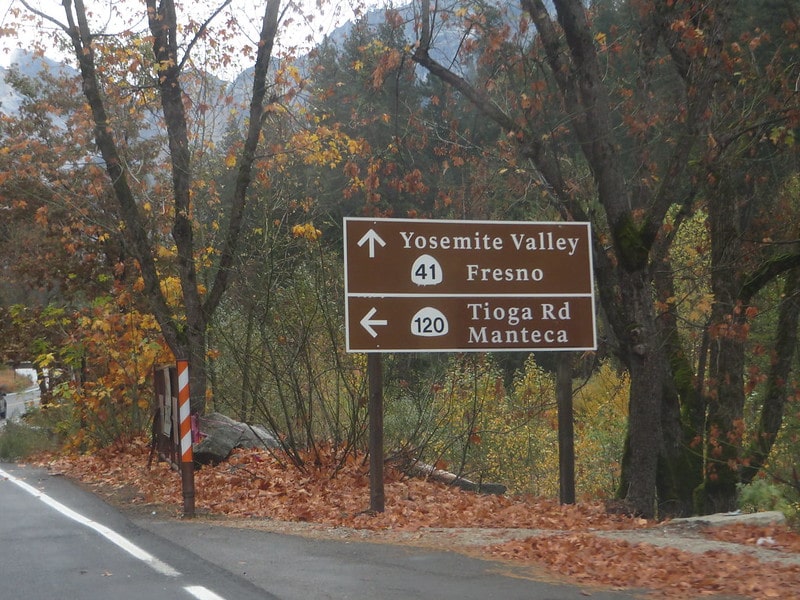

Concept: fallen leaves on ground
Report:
left=29, top=438, right=800, bottom=599
left=36, top=438, right=645, bottom=531
left=489, top=534, right=799, bottom=599
left=704, top=524, right=800, bottom=554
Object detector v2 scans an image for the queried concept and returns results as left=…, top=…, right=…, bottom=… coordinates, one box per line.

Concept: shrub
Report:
left=0, top=420, right=56, bottom=460
left=737, top=478, right=793, bottom=515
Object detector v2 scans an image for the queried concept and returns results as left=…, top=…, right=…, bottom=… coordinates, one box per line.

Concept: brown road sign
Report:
left=345, top=218, right=592, bottom=295
left=344, top=218, right=596, bottom=353
left=346, top=296, right=596, bottom=352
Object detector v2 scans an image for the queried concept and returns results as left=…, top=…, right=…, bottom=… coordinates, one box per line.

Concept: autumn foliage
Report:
left=2, top=0, right=800, bottom=553
left=43, top=438, right=641, bottom=531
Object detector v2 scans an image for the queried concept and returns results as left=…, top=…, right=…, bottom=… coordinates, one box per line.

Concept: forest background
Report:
left=0, top=0, right=798, bottom=521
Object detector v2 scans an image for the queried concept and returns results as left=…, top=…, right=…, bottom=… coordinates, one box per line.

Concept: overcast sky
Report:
left=0, top=0, right=379, bottom=71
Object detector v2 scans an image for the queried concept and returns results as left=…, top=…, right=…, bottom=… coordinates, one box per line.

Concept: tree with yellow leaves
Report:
left=13, top=0, right=283, bottom=414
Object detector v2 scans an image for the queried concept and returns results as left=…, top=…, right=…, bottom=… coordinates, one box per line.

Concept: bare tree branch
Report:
left=178, top=0, right=233, bottom=73
left=204, top=0, right=282, bottom=317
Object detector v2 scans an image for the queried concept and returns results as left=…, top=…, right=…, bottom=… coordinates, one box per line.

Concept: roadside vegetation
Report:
left=0, top=420, right=55, bottom=461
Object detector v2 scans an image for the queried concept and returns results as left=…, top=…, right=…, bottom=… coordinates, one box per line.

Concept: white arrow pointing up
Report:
left=357, top=228, right=386, bottom=258
left=360, top=307, right=388, bottom=338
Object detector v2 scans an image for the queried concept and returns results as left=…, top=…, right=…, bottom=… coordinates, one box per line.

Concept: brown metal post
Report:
left=368, top=353, right=384, bottom=513
left=556, top=352, right=575, bottom=505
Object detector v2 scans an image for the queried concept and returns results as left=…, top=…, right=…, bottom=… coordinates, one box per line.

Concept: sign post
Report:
left=367, top=353, right=384, bottom=513
left=344, top=217, right=596, bottom=511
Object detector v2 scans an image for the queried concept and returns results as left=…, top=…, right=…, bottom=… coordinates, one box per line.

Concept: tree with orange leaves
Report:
left=13, top=0, right=283, bottom=414
left=408, top=0, right=800, bottom=517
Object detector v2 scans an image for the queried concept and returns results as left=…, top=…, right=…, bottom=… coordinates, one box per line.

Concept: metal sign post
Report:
left=343, top=217, right=597, bottom=512
left=367, top=354, right=384, bottom=513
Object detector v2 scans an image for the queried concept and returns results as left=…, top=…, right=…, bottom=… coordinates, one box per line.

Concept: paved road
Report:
left=0, top=463, right=275, bottom=600
left=139, top=518, right=639, bottom=600
left=0, top=463, right=637, bottom=600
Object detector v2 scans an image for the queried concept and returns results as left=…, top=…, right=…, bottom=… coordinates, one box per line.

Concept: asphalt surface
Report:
left=0, top=463, right=275, bottom=600
left=0, top=463, right=639, bottom=600
left=134, top=517, right=639, bottom=600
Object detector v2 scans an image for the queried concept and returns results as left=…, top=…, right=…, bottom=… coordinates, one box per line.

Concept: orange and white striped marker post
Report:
left=176, top=359, right=195, bottom=517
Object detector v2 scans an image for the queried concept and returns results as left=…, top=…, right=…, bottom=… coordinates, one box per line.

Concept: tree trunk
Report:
left=700, top=178, right=746, bottom=514
left=184, top=321, right=209, bottom=416
left=654, top=256, right=705, bottom=517
left=617, top=269, right=664, bottom=517
left=52, top=0, right=282, bottom=417
left=741, top=267, right=800, bottom=484
left=410, top=0, right=730, bottom=518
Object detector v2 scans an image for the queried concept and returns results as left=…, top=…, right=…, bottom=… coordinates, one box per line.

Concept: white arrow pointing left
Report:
left=360, top=307, right=388, bottom=338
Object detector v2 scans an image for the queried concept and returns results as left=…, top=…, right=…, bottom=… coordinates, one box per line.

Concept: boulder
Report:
left=194, top=412, right=279, bottom=465
left=668, top=510, right=786, bottom=528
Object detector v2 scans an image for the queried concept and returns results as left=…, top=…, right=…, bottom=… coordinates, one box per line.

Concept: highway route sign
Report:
left=344, top=217, right=596, bottom=353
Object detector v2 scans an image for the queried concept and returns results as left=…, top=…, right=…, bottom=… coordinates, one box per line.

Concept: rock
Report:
left=194, top=412, right=279, bottom=465
left=668, top=510, right=786, bottom=528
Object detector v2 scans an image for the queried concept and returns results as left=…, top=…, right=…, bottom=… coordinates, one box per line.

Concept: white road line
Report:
left=0, top=466, right=180, bottom=577
left=184, top=585, right=228, bottom=600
